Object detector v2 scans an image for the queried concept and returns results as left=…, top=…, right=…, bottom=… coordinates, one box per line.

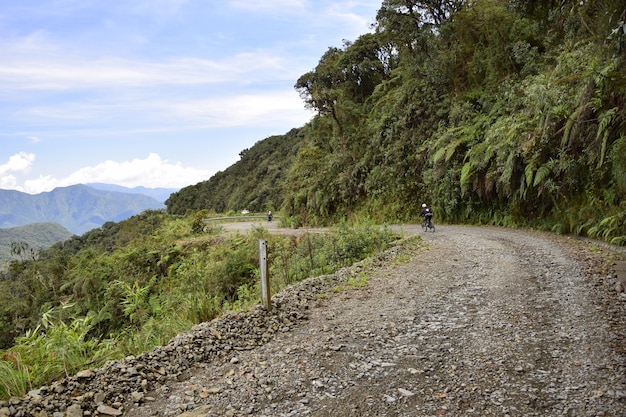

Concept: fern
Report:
left=560, top=101, right=592, bottom=150
left=588, top=211, right=626, bottom=246
left=524, top=161, right=536, bottom=191
left=533, top=163, right=552, bottom=187
left=432, top=146, right=447, bottom=164
left=611, top=134, right=626, bottom=194
left=610, top=236, right=626, bottom=246
left=460, top=162, right=477, bottom=195
left=595, top=107, right=617, bottom=168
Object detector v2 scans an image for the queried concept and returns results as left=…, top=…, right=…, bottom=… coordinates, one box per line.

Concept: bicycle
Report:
left=421, top=214, right=435, bottom=232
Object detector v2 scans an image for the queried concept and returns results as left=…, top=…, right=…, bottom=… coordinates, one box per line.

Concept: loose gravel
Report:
left=2, top=225, right=624, bottom=417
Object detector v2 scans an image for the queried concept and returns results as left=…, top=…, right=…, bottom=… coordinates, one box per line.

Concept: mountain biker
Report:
left=420, top=203, right=433, bottom=226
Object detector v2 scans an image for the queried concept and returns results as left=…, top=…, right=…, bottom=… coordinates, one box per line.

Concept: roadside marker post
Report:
left=259, top=239, right=271, bottom=311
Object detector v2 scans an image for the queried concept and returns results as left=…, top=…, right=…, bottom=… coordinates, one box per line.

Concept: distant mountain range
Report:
left=0, top=222, right=73, bottom=264
left=0, top=184, right=176, bottom=235
left=86, top=183, right=177, bottom=203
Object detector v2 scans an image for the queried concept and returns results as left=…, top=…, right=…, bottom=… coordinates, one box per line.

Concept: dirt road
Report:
left=124, top=225, right=625, bottom=417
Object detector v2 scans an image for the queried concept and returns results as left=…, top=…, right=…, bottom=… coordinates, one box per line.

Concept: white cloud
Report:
left=0, top=152, right=35, bottom=175
left=0, top=175, right=19, bottom=190
left=168, top=90, right=313, bottom=128
left=20, top=153, right=210, bottom=194
left=326, top=2, right=378, bottom=31
left=11, top=88, right=312, bottom=134
left=0, top=152, right=36, bottom=190
left=0, top=53, right=287, bottom=92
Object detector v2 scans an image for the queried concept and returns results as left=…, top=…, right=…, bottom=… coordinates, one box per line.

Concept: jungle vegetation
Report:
left=165, top=129, right=304, bottom=215
left=0, top=223, right=73, bottom=264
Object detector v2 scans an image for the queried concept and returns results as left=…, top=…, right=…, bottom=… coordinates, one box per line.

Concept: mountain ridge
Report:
left=0, top=184, right=165, bottom=235
left=86, top=183, right=178, bottom=203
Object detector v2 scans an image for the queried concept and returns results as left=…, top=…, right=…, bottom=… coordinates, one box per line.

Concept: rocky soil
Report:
left=1, top=225, right=625, bottom=417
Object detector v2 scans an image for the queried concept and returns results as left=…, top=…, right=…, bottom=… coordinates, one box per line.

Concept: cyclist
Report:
left=420, top=203, right=434, bottom=227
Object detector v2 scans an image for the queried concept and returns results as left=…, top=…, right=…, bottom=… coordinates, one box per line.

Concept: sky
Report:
left=0, top=0, right=381, bottom=194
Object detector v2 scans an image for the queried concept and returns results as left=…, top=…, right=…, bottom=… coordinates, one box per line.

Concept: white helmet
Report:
left=422, top=203, right=427, bottom=208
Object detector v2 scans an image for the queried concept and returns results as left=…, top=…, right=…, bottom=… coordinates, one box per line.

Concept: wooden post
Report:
left=259, top=239, right=271, bottom=311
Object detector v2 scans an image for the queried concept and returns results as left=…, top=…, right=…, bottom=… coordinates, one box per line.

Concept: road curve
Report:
left=125, top=225, right=626, bottom=417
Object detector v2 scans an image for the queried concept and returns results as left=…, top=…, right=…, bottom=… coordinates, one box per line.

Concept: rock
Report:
left=94, top=392, right=107, bottom=404
left=398, top=388, right=415, bottom=397
left=202, top=387, right=220, bottom=395
left=96, top=405, right=122, bottom=416
left=130, top=392, right=144, bottom=403
left=176, top=405, right=212, bottom=416
left=75, top=370, right=95, bottom=379
left=65, top=404, right=83, bottom=417
left=52, top=383, right=65, bottom=394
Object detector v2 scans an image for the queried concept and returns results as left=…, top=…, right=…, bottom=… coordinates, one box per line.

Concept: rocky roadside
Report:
left=1, top=225, right=625, bottom=417
left=0, top=231, right=410, bottom=417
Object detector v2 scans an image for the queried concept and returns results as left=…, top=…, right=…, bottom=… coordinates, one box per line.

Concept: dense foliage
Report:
left=166, top=128, right=304, bottom=215
left=284, top=0, right=626, bottom=243
left=167, top=0, right=626, bottom=244
left=0, top=210, right=398, bottom=399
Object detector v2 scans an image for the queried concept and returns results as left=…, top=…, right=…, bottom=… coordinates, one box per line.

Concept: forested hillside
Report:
left=0, top=223, right=73, bottom=264
left=166, top=129, right=304, bottom=214
left=166, top=0, right=626, bottom=244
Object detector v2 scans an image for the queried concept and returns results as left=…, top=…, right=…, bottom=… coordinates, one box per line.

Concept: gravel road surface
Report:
left=125, top=225, right=626, bottom=417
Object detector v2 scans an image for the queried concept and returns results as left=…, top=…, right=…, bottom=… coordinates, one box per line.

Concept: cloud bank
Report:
left=2, top=153, right=209, bottom=194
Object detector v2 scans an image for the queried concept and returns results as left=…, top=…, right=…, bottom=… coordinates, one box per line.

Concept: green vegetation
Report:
left=0, top=223, right=73, bottom=264
left=0, top=211, right=398, bottom=399
left=332, top=272, right=369, bottom=292
left=166, top=129, right=304, bottom=215
left=166, top=0, right=626, bottom=244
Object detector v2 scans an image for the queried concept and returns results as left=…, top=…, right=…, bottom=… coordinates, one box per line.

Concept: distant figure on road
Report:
left=420, top=203, right=434, bottom=227
left=267, top=211, right=273, bottom=222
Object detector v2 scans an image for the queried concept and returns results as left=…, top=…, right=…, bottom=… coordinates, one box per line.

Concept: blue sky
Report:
left=0, top=0, right=381, bottom=193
